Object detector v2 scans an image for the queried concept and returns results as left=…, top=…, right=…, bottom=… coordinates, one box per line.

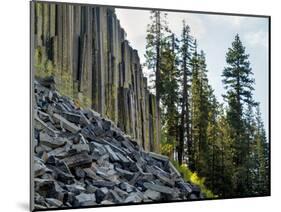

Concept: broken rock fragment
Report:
left=33, top=81, right=203, bottom=209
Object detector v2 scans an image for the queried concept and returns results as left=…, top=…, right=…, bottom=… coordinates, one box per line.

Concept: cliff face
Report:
left=32, top=2, right=160, bottom=152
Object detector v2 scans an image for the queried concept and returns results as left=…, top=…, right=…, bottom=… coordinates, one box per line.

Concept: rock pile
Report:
left=33, top=78, right=203, bottom=209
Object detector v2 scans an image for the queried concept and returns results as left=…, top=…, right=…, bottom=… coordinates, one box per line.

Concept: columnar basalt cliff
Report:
left=33, top=2, right=160, bottom=152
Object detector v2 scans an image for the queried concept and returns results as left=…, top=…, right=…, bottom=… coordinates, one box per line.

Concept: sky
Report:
left=115, top=8, right=269, bottom=137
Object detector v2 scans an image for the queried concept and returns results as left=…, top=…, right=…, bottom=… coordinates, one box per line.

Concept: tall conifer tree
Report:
left=160, top=33, right=180, bottom=159
left=222, top=34, right=255, bottom=196
left=145, top=10, right=170, bottom=152
left=178, top=21, right=193, bottom=164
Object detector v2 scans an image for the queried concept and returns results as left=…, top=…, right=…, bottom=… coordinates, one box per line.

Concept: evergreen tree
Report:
left=205, top=88, right=220, bottom=192
left=222, top=34, right=255, bottom=196
left=160, top=33, right=180, bottom=159
left=145, top=10, right=170, bottom=98
left=145, top=10, right=171, bottom=152
left=190, top=46, right=210, bottom=174
left=189, top=41, right=199, bottom=171
left=252, top=104, right=269, bottom=195
left=143, top=19, right=269, bottom=198
left=178, top=21, right=194, bottom=165
left=216, top=112, right=236, bottom=197
left=243, top=97, right=257, bottom=195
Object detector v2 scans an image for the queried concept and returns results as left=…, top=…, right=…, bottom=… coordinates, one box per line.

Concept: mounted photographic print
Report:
left=30, top=0, right=270, bottom=211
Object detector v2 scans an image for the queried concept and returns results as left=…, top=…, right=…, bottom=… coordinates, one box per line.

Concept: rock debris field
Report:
left=33, top=78, right=203, bottom=209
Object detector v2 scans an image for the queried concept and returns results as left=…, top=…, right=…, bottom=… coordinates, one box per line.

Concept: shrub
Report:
left=172, top=160, right=217, bottom=198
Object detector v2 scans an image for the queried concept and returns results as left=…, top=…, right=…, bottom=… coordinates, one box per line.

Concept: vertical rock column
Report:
left=33, top=2, right=161, bottom=153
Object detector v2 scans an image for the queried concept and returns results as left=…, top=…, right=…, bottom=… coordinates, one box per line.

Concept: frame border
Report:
left=30, top=0, right=271, bottom=211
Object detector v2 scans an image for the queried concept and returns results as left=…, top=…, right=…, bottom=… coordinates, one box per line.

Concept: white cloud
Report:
left=115, top=8, right=150, bottom=49
left=207, top=15, right=247, bottom=28
left=115, top=9, right=150, bottom=65
left=245, top=30, right=268, bottom=48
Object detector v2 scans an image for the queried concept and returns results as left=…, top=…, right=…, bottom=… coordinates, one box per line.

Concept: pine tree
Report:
left=252, top=104, right=269, bottom=195
left=243, top=97, right=258, bottom=195
left=190, top=45, right=210, bottom=174
left=205, top=88, right=221, bottom=193
left=178, top=21, right=194, bottom=165
left=145, top=10, right=170, bottom=152
left=216, top=112, right=236, bottom=197
left=160, top=33, right=180, bottom=159
left=189, top=41, right=199, bottom=171
left=222, top=34, right=255, bottom=196
left=145, top=10, right=170, bottom=96
left=144, top=21, right=269, bottom=198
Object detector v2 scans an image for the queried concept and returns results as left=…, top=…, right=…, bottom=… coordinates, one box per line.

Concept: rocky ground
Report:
left=33, top=77, right=203, bottom=209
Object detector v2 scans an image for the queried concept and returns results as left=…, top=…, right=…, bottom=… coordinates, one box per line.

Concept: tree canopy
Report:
left=144, top=12, right=269, bottom=198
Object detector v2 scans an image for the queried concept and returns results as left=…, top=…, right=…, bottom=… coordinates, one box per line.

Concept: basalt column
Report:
left=33, top=2, right=160, bottom=153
